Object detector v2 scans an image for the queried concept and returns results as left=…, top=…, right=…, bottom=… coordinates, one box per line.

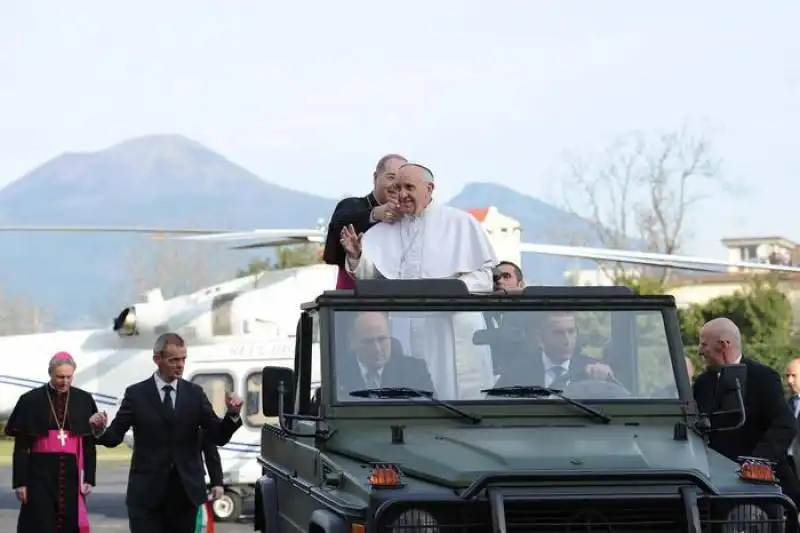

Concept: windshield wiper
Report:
left=349, top=387, right=482, bottom=424
left=480, top=385, right=612, bottom=424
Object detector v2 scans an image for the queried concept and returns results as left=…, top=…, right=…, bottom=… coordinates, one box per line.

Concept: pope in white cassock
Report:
left=339, top=162, right=498, bottom=399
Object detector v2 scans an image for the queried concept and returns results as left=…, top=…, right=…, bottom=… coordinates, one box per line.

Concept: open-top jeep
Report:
left=254, top=280, right=798, bottom=533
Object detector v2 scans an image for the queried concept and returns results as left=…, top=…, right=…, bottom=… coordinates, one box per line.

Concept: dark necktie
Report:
left=365, top=370, right=380, bottom=389
left=162, top=384, right=174, bottom=415
left=550, top=366, right=566, bottom=385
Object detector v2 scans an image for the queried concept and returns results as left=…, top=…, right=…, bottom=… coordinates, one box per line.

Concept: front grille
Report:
left=504, top=499, right=685, bottom=532
left=375, top=497, right=796, bottom=533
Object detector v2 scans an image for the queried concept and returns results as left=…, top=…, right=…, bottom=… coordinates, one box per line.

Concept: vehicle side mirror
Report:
left=262, top=366, right=295, bottom=417
left=708, top=363, right=747, bottom=432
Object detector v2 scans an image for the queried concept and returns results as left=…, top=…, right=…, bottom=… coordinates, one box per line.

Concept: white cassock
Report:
left=345, top=201, right=498, bottom=400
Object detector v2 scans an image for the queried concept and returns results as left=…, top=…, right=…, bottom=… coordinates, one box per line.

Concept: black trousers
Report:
left=779, top=458, right=800, bottom=509
left=128, top=469, right=198, bottom=533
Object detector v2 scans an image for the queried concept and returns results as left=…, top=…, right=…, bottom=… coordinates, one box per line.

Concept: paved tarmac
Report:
left=0, top=465, right=254, bottom=532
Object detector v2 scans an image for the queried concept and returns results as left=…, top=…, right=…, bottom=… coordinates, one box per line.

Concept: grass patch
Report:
left=0, top=438, right=131, bottom=466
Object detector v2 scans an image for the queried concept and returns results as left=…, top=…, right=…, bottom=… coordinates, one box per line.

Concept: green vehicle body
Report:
left=253, top=280, right=798, bottom=533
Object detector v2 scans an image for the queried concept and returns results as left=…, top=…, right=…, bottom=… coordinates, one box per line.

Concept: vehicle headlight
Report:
left=390, top=509, right=439, bottom=533
left=723, top=504, right=770, bottom=533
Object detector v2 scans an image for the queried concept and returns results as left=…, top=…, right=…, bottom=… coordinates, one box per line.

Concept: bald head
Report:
left=787, top=358, right=800, bottom=395
left=699, top=317, right=742, bottom=368
left=395, top=163, right=435, bottom=215
left=350, top=312, right=392, bottom=370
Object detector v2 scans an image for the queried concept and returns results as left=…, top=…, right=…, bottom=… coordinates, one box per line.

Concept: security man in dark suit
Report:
left=784, top=358, right=800, bottom=478
left=493, top=260, right=525, bottom=292
left=337, top=311, right=435, bottom=396
left=89, top=332, right=244, bottom=533
left=487, top=260, right=525, bottom=331
left=693, top=318, right=800, bottom=506
left=323, top=154, right=406, bottom=288
left=495, top=311, right=615, bottom=388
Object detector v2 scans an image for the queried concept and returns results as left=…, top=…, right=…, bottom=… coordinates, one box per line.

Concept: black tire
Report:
left=212, top=490, right=243, bottom=523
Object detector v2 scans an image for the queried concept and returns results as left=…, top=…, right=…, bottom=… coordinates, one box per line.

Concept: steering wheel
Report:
left=562, top=378, right=632, bottom=399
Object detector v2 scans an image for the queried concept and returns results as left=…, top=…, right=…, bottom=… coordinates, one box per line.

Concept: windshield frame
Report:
left=314, top=292, right=692, bottom=420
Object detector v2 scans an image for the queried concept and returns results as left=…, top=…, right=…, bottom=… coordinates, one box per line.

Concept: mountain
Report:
left=0, top=135, right=589, bottom=327
left=0, top=135, right=336, bottom=326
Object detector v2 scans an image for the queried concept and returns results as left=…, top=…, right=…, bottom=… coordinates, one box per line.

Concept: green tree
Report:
left=615, top=275, right=667, bottom=295
left=678, top=275, right=795, bottom=371
left=679, top=275, right=792, bottom=345
left=236, top=244, right=323, bottom=277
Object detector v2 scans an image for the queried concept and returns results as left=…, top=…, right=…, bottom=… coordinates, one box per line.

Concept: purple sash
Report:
left=31, top=429, right=90, bottom=533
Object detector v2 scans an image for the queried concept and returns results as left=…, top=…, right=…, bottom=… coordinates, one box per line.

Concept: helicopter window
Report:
left=190, top=373, right=234, bottom=418
left=244, top=371, right=277, bottom=427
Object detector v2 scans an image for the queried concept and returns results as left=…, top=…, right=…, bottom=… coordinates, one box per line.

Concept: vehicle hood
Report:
left=332, top=424, right=720, bottom=488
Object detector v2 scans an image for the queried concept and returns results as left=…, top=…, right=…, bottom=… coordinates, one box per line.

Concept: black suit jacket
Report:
left=322, top=192, right=378, bottom=267
left=495, top=350, right=602, bottom=389
left=96, top=377, right=241, bottom=509
left=338, top=355, right=435, bottom=395
left=693, top=358, right=796, bottom=463
left=200, top=431, right=223, bottom=487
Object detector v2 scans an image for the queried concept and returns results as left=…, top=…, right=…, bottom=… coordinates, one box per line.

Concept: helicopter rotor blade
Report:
left=0, top=225, right=233, bottom=235
left=519, top=243, right=800, bottom=273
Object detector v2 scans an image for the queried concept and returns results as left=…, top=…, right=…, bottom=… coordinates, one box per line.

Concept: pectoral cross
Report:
left=57, top=429, right=67, bottom=447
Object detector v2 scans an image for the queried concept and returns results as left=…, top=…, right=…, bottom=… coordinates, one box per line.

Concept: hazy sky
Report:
left=1, top=1, right=798, bottom=256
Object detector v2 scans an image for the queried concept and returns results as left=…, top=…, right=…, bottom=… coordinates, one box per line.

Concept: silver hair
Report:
left=48, top=352, right=76, bottom=375
left=399, top=162, right=435, bottom=182
left=153, top=332, right=185, bottom=354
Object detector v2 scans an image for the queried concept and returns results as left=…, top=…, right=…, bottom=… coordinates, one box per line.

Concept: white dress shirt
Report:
left=154, top=373, right=240, bottom=422
left=358, top=362, right=384, bottom=388
left=153, top=373, right=178, bottom=404
left=542, top=353, right=571, bottom=387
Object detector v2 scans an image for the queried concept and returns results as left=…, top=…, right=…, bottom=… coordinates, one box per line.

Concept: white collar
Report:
left=542, top=352, right=570, bottom=371
left=153, top=373, right=178, bottom=390
left=358, top=361, right=384, bottom=378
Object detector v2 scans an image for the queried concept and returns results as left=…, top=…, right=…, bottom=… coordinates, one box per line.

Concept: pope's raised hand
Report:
left=225, top=393, right=243, bottom=415
left=89, top=411, right=107, bottom=429
left=340, top=224, right=363, bottom=259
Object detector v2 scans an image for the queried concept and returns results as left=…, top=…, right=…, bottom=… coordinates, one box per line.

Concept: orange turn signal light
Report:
left=368, top=464, right=403, bottom=488
left=739, top=461, right=777, bottom=483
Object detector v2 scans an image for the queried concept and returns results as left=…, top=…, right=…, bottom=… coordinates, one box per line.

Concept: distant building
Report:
left=466, top=207, right=522, bottom=268
left=664, top=236, right=800, bottom=322
left=563, top=235, right=800, bottom=321
left=720, top=236, right=796, bottom=271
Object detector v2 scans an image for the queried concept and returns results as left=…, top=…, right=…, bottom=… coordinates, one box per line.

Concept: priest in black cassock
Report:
left=5, top=352, right=98, bottom=533
left=323, top=153, right=406, bottom=289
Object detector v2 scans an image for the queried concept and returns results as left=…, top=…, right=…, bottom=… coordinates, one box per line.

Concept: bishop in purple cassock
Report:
left=5, top=352, right=98, bottom=533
